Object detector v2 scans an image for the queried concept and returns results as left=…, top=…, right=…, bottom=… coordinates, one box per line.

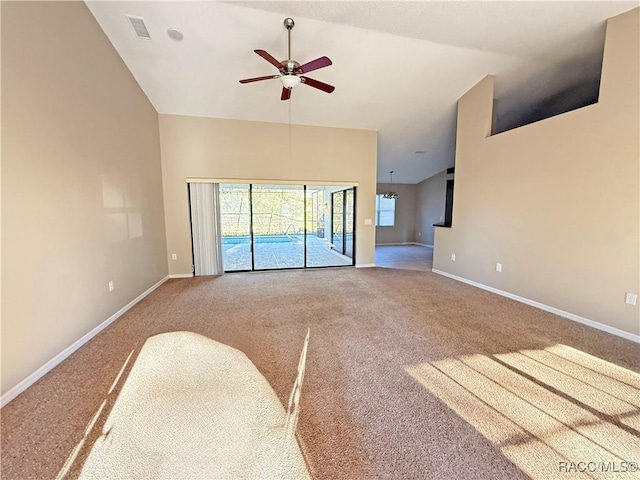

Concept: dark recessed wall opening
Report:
left=492, top=29, right=605, bottom=135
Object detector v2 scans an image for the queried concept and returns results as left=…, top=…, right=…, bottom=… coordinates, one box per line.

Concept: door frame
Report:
left=214, top=183, right=355, bottom=272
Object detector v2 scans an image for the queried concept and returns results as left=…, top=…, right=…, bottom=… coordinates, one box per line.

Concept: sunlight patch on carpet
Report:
left=406, top=344, right=640, bottom=479
left=76, top=332, right=309, bottom=479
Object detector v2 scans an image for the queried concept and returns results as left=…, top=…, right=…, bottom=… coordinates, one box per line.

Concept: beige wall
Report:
left=158, top=115, right=377, bottom=273
left=375, top=183, right=417, bottom=244
left=434, top=8, right=639, bottom=336
left=1, top=2, right=168, bottom=395
left=415, top=170, right=448, bottom=247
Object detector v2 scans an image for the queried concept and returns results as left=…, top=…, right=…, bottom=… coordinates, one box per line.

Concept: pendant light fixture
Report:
left=382, top=171, right=399, bottom=199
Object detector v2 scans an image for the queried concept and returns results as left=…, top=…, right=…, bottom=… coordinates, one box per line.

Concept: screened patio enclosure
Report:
left=219, top=184, right=355, bottom=272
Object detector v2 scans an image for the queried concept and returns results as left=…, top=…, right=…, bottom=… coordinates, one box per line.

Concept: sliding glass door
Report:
left=344, top=188, right=355, bottom=259
left=252, top=185, right=305, bottom=270
left=219, top=184, right=252, bottom=272
left=331, top=188, right=355, bottom=260
left=217, top=184, right=355, bottom=272
left=332, top=191, right=344, bottom=254
left=306, top=187, right=353, bottom=267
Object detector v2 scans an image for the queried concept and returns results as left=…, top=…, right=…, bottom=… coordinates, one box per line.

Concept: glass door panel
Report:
left=332, top=191, right=344, bottom=255
left=344, top=188, right=355, bottom=259
left=220, top=184, right=252, bottom=272
left=251, top=184, right=304, bottom=270
left=306, top=187, right=352, bottom=267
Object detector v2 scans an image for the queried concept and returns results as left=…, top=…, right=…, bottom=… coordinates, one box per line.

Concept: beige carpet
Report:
left=70, top=332, right=309, bottom=479
left=2, top=267, right=639, bottom=479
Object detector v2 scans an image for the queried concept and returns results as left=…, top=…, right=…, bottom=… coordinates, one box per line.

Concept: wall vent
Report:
left=126, top=15, right=151, bottom=40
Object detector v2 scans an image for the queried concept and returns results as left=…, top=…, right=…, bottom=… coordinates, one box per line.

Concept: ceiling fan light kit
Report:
left=239, top=17, right=335, bottom=101
left=280, top=75, right=301, bottom=89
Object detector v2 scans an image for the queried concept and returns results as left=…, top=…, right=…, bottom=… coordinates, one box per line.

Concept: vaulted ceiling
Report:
left=86, top=1, right=638, bottom=184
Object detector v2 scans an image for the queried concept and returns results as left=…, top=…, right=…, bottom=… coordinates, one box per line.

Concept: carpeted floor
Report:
left=2, top=267, right=639, bottom=479
left=76, top=332, right=309, bottom=479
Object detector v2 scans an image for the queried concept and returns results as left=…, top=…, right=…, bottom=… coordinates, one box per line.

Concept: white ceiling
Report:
left=85, top=1, right=638, bottom=184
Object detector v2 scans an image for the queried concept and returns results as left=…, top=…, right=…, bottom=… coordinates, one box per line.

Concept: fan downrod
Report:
left=284, top=18, right=295, bottom=62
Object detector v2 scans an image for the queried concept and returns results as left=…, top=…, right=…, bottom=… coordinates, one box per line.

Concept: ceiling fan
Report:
left=239, top=18, right=335, bottom=101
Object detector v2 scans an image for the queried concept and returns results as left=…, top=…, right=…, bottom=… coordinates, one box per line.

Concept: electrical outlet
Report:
left=364, top=219, right=372, bottom=225
left=496, top=263, right=503, bottom=272
left=625, top=293, right=638, bottom=306
left=451, top=253, right=456, bottom=261
left=418, top=232, right=421, bottom=236
left=108, top=281, right=114, bottom=292
left=172, top=254, right=177, bottom=260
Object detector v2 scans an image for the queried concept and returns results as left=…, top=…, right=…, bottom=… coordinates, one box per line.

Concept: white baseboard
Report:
left=168, top=273, right=193, bottom=278
left=432, top=269, right=639, bottom=344
left=356, top=263, right=376, bottom=268
left=1, top=275, right=170, bottom=408
left=414, top=242, right=434, bottom=248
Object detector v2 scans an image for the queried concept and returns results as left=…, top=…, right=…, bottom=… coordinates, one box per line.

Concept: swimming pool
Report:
left=222, top=235, right=302, bottom=244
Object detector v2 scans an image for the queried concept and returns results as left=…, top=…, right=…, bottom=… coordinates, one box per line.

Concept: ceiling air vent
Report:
left=126, top=15, right=151, bottom=40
